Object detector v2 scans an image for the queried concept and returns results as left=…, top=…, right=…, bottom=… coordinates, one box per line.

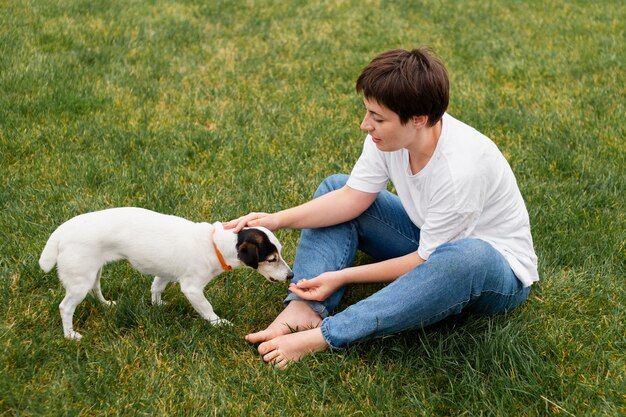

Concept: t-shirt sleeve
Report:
left=346, top=135, right=389, bottom=193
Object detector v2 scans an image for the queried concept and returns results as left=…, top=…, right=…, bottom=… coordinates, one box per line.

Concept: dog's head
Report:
left=236, top=227, right=294, bottom=282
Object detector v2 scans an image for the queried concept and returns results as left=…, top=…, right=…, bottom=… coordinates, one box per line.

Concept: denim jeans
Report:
left=284, top=174, right=531, bottom=349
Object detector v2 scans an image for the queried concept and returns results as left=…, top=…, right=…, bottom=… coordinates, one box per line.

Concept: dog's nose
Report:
left=287, top=271, right=294, bottom=280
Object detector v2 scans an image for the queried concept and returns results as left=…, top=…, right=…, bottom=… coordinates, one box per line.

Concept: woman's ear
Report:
left=412, top=115, right=429, bottom=128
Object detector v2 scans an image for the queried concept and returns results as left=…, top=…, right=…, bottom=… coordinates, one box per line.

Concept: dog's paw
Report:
left=210, top=318, right=232, bottom=326
left=106, top=300, right=117, bottom=307
left=65, top=330, right=83, bottom=340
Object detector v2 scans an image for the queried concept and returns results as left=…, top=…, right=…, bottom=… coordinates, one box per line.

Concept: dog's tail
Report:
left=39, top=230, right=60, bottom=273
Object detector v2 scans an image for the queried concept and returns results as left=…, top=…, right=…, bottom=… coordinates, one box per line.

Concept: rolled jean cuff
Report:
left=284, top=293, right=330, bottom=319
left=320, top=317, right=344, bottom=350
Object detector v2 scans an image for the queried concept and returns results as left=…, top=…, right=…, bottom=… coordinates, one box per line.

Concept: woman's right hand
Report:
left=288, top=271, right=346, bottom=302
left=223, top=212, right=280, bottom=232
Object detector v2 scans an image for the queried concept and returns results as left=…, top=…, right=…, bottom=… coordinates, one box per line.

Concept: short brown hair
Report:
left=356, top=48, right=449, bottom=126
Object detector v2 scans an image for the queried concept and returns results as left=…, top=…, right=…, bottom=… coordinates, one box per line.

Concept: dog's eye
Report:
left=267, top=257, right=277, bottom=263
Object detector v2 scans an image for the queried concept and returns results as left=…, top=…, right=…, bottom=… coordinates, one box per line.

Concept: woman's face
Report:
left=360, top=97, right=417, bottom=152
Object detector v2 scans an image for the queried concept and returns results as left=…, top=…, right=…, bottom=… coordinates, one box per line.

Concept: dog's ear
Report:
left=237, top=242, right=259, bottom=269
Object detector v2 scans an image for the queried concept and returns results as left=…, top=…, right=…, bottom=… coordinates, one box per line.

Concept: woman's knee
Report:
left=314, top=174, right=349, bottom=198
left=430, top=239, right=500, bottom=272
left=430, top=239, right=516, bottom=293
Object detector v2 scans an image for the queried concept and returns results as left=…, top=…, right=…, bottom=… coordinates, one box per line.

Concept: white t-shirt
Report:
left=347, top=113, right=539, bottom=287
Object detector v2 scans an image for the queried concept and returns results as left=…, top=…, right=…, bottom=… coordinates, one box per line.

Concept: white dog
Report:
left=39, top=207, right=293, bottom=340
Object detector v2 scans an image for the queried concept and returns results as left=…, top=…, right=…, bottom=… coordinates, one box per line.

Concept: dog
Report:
left=38, top=207, right=294, bottom=340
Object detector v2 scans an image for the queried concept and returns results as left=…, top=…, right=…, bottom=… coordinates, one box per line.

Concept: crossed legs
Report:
left=246, top=174, right=529, bottom=368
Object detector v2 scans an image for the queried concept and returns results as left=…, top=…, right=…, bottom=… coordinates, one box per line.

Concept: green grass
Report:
left=1, top=0, right=624, bottom=415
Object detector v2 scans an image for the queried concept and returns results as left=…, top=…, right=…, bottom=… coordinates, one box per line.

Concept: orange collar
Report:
left=212, top=229, right=232, bottom=271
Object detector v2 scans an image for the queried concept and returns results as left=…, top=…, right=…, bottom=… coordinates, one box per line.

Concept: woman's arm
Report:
left=289, top=252, right=425, bottom=302
left=224, top=185, right=378, bottom=232
left=339, top=251, right=425, bottom=284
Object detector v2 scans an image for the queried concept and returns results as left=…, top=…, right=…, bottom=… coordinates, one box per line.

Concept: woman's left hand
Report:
left=223, top=212, right=279, bottom=233
left=288, top=272, right=345, bottom=302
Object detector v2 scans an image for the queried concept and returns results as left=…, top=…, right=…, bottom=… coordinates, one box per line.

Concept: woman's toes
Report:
left=273, top=358, right=288, bottom=370
left=258, top=340, right=277, bottom=356
left=245, top=330, right=270, bottom=343
left=262, top=349, right=281, bottom=363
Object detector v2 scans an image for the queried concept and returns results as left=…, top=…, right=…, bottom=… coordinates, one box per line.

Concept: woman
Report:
left=225, top=48, right=539, bottom=369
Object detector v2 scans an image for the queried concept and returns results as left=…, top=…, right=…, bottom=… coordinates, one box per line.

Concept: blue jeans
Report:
left=284, top=174, right=530, bottom=349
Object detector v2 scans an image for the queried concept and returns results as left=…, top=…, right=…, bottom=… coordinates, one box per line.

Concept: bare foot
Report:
left=258, top=328, right=328, bottom=369
left=245, top=301, right=322, bottom=344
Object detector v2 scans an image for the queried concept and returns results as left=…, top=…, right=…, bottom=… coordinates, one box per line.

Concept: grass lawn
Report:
left=1, top=0, right=624, bottom=415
